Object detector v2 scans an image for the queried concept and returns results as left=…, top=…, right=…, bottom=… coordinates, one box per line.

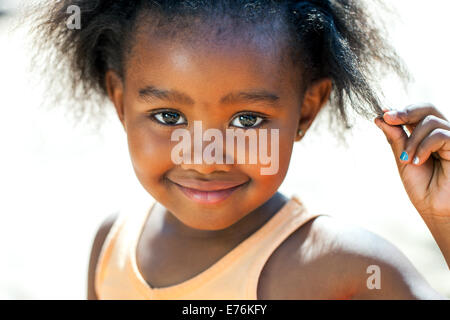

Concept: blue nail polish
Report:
left=400, top=151, right=409, bottom=161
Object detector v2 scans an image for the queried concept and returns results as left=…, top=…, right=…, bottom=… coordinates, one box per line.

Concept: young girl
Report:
left=32, top=0, right=449, bottom=299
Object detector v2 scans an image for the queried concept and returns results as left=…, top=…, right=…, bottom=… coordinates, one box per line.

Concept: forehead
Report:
left=125, top=21, right=303, bottom=101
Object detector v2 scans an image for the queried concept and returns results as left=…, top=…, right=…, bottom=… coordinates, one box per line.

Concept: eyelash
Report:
left=230, top=112, right=267, bottom=129
left=147, top=109, right=268, bottom=129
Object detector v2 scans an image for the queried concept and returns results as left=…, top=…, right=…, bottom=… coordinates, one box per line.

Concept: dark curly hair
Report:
left=28, top=0, right=411, bottom=141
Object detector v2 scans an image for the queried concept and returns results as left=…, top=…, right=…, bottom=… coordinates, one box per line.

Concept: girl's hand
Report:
left=374, top=103, right=450, bottom=219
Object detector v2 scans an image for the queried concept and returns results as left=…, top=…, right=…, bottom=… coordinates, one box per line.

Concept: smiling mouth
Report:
left=170, top=180, right=247, bottom=204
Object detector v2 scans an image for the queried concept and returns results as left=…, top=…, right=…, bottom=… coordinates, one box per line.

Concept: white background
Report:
left=0, top=0, right=449, bottom=299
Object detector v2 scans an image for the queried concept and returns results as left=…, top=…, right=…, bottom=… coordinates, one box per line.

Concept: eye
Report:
left=151, top=110, right=187, bottom=126
left=230, top=113, right=266, bottom=129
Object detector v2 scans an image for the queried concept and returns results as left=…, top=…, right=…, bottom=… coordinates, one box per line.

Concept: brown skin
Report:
left=87, top=27, right=447, bottom=299
left=107, top=32, right=322, bottom=232
left=375, top=105, right=450, bottom=268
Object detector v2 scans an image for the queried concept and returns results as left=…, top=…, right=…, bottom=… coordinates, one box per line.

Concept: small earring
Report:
left=297, top=129, right=304, bottom=137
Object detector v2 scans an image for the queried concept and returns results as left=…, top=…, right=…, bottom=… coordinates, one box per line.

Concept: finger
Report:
left=402, top=115, right=450, bottom=164
left=383, top=103, right=448, bottom=128
left=414, top=128, right=450, bottom=165
left=374, top=116, right=409, bottom=168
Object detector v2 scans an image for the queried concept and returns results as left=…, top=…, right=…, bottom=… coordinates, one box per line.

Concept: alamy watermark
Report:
left=171, top=121, right=279, bottom=175
left=366, top=265, right=381, bottom=290
left=57, top=1, right=81, bottom=30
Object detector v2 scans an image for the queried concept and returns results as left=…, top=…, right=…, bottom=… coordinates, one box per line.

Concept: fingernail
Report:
left=413, top=156, right=419, bottom=165
left=400, top=151, right=409, bottom=161
left=385, top=111, right=397, bottom=119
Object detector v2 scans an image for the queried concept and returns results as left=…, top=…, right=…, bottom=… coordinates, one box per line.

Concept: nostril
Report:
left=179, top=164, right=232, bottom=176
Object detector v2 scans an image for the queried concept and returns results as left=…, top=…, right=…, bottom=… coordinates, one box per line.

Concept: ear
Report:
left=295, top=78, right=332, bottom=141
left=105, top=70, right=126, bottom=131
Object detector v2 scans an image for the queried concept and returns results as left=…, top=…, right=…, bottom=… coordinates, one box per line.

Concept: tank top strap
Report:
left=95, top=196, right=156, bottom=299
left=243, top=194, right=327, bottom=299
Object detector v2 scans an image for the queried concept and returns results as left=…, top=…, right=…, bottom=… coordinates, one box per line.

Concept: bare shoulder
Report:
left=87, top=212, right=119, bottom=300
left=261, top=215, right=447, bottom=299
left=302, top=216, right=447, bottom=299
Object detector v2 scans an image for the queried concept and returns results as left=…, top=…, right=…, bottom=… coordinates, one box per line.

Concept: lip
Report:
left=170, top=179, right=248, bottom=204
left=170, top=178, right=247, bottom=191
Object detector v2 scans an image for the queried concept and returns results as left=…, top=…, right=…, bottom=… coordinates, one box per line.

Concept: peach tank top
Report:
left=95, top=194, right=324, bottom=300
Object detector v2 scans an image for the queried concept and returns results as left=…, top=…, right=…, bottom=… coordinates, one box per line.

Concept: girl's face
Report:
left=106, top=27, right=331, bottom=231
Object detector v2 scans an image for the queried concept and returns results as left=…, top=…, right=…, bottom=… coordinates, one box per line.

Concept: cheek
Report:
left=241, top=127, right=294, bottom=190
left=126, top=122, right=174, bottom=182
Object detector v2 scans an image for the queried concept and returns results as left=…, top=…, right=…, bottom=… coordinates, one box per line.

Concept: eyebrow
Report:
left=138, top=85, right=280, bottom=107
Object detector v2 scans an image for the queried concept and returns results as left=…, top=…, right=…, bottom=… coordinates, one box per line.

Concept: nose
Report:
left=178, top=120, right=233, bottom=175
left=180, top=162, right=232, bottom=175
